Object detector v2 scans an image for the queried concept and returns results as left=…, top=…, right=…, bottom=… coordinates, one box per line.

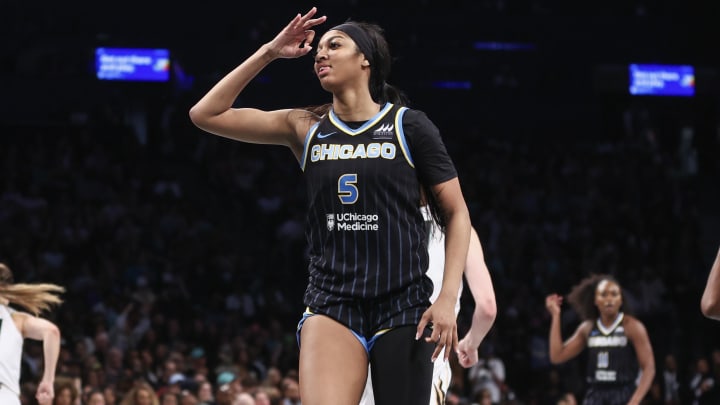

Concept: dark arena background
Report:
left=2, top=1, right=720, bottom=404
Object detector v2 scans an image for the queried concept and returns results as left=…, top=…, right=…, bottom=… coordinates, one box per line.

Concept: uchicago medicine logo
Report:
left=326, top=212, right=379, bottom=231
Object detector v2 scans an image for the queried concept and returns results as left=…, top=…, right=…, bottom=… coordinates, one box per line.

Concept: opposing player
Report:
left=0, top=263, right=63, bottom=405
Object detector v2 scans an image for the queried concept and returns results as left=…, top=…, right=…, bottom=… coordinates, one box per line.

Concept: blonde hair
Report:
left=120, top=381, right=159, bottom=405
left=0, top=263, right=64, bottom=315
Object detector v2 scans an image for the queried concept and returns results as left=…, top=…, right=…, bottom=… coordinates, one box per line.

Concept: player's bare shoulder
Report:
left=10, top=310, right=30, bottom=332
left=577, top=319, right=594, bottom=339
left=621, top=314, right=648, bottom=339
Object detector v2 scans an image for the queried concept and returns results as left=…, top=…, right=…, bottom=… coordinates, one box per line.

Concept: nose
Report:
left=315, top=50, right=327, bottom=63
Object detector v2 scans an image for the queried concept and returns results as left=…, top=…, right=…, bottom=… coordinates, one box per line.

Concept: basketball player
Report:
left=189, top=7, right=471, bottom=405
left=545, top=274, right=655, bottom=405
left=0, top=263, right=64, bottom=405
left=360, top=223, right=497, bottom=405
left=701, top=246, right=720, bottom=320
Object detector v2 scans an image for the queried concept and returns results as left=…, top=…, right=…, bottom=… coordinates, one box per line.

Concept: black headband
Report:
left=331, top=23, right=374, bottom=65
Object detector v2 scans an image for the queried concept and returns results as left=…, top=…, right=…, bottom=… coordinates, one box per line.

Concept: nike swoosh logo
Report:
left=317, top=131, right=337, bottom=139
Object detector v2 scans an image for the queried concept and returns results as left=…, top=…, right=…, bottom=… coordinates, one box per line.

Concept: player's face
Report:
left=594, top=280, right=622, bottom=316
left=314, top=30, right=369, bottom=92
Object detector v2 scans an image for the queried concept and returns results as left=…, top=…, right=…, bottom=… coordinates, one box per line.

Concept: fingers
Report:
left=545, top=293, right=562, bottom=307
left=300, top=6, right=318, bottom=21
left=425, top=325, right=457, bottom=362
left=431, top=344, right=443, bottom=362
left=36, top=392, right=53, bottom=405
left=299, top=7, right=326, bottom=29
left=304, top=30, right=317, bottom=49
left=303, top=16, right=328, bottom=30
left=424, top=324, right=440, bottom=343
left=457, top=351, right=470, bottom=368
left=456, top=339, right=480, bottom=368
left=287, top=7, right=324, bottom=33
left=285, top=13, right=303, bottom=31
left=450, top=328, right=459, bottom=360
left=438, top=327, right=456, bottom=361
left=416, top=312, right=431, bottom=340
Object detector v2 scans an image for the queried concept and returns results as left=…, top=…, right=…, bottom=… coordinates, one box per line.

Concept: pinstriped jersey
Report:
left=0, top=305, right=22, bottom=394
left=300, top=103, right=457, bottom=301
left=586, top=313, right=638, bottom=386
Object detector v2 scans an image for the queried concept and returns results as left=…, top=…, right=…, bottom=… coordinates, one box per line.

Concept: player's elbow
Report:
left=479, top=296, right=497, bottom=324
left=701, top=294, right=720, bottom=320
left=188, top=103, right=219, bottom=130
left=548, top=354, right=563, bottom=365
left=44, top=323, right=61, bottom=341
left=188, top=105, right=206, bottom=127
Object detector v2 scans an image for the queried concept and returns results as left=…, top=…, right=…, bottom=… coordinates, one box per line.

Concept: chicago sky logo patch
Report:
left=372, top=123, right=394, bottom=139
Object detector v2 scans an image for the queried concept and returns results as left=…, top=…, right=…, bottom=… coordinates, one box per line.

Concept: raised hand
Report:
left=545, top=293, right=563, bottom=317
left=266, top=7, right=327, bottom=59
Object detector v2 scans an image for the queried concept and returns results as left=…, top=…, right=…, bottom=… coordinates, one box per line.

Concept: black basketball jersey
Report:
left=300, top=103, right=456, bottom=301
left=586, top=313, right=638, bottom=386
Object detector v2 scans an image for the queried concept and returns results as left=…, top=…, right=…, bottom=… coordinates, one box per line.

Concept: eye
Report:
left=329, top=41, right=340, bottom=49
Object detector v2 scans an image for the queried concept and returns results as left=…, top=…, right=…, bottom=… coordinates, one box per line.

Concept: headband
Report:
left=331, top=23, right=375, bottom=66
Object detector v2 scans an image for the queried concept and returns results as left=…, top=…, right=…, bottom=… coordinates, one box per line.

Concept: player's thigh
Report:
left=299, top=314, right=368, bottom=405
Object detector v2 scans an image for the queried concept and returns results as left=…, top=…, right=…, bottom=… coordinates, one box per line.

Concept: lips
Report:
left=316, top=65, right=330, bottom=76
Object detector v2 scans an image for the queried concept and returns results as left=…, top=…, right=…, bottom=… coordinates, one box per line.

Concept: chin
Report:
left=318, top=77, right=340, bottom=93
left=318, top=82, right=331, bottom=92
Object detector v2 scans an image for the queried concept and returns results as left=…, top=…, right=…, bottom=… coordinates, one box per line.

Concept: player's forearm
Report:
left=629, top=365, right=655, bottom=405
left=701, top=246, right=720, bottom=320
left=547, top=315, right=564, bottom=363
left=41, top=324, right=61, bottom=383
left=464, top=306, right=496, bottom=348
left=463, top=230, right=497, bottom=348
left=437, top=212, right=471, bottom=301
left=189, top=45, right=276, bottom=119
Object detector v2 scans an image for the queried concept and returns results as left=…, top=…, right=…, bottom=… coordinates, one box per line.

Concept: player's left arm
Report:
left=417, top=177, right=471, bottom=361
left=456, top=227, right=497, bottom=368
left=624, top=315, right=655, bottom=405
left=14, top=312, right=61, bottom=405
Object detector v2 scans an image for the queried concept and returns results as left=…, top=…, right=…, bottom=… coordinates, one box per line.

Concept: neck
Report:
left=332, top=90, right=381, bottom=121
left=599, top=311, right=621, bottom=327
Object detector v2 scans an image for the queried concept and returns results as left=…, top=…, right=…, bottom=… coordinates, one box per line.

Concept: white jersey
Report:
left=0, top=305, right=23, bottom=398
left=424, top=207, right=463, bottom=315
left=360, top=207, right=462, bottom=405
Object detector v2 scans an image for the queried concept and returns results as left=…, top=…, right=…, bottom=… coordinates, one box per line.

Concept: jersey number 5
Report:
left=338, top=174, right=358, bottom=204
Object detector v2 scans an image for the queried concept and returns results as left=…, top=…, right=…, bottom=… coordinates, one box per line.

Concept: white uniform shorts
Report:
left=0, top=384, right=21, bottom=405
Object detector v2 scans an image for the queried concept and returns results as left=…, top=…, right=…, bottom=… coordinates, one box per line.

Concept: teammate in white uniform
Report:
left=0, top=263, right=63, bottom=405
left=360, top=214, right=497, bottom=405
